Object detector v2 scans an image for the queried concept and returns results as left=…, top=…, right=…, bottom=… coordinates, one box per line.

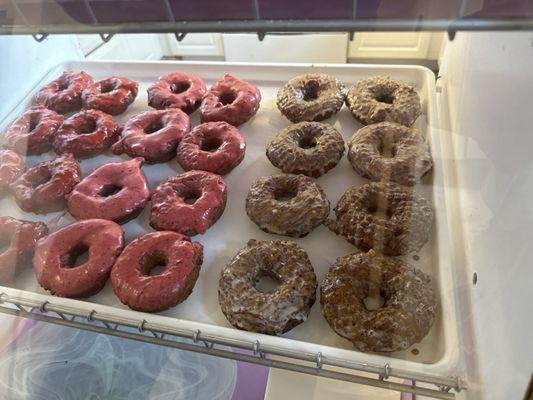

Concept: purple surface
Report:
left=14, top=0, right=93, bottom=24
left=169, top=0, right=255, bottom=21
left=231, top=347, right=269, bottom=400
left=258, top=0, right=353, bottom=19
left=466, top=0, right=533, bottom=17
left=89, top=0, right=171, bottom=23
left=356, top=0, right=462, bottom=19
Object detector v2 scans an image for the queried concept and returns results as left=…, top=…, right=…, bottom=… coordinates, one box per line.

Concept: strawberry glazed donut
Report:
left=200, top=73, right=261, bottom=126
left=0, top=150, right=25, bottom=193
left=3, top=106, right=63, bottom=155
left=176, top=121, right=246, bottom=175
left=33, top=219, right=124, bottom=298
left=147, top=71, right=207, bottom=114
left=111, top=109, right=190, bottom=164
left=111, top=231, right=203, bottom=312
left=34, top=71, right=94, bottom=114
left=82, top=76, right=138, bottom=115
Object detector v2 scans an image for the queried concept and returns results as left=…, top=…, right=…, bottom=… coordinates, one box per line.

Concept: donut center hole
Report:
left=170, top=81, right=190, bottom=94
left=144, top=119, right=163, bottom=134
left=100, top=81, right=116, bottom=94
left=219, top=91, right=237, bottom=106
left=298, top=135, right=317, bottom=149
left=57, top=80, right=69, bottom=91
left=377, top=139, right=396, bottom=158
left=181, top=190, right=201, bottom=205
left=28, top=114, right=41, bottom=131
left=141, top=252, right=167, bottom=276
left=303, top=80, right=320, bottom=101
left=99, top=184, right=122, bottom=197
left=78, top=117, right=97, bottom=134
left=201, top=137, right=223, bottom=152
left=0, top=235, right=12, bottom=254
left=376, top=92, right=395, bottom=104
left=364, top=293, right=385, bottom=311
left=61, top=244, right=90, bottom=268
left=273, top=186, right=298, bottom=202
left=255, top=272, right=281, bottom=293
left=28, top=168, right=52, bottom=188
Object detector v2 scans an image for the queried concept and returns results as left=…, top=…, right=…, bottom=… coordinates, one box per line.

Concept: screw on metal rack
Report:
left=138, top=319, right=147, bottom=332
left=39, top=301, right=49, bottom=313
left=349, top=32, right=355, bottom=41
left=86, top=310, right=96, bottom=322
left=175, top=32, right=187, bottom=42
left=99, top=33, right=114, bottom=43
left=257, top=32, right=266, bottom=41
left=203, top=340, right=213, bottom=349
left=192, top=329, right=201, bottom=344
left=316, top=352, right=323, bottom=369
left=32, top=33, right=49, bottom=43
left=379, top=363, right=391, bottom=380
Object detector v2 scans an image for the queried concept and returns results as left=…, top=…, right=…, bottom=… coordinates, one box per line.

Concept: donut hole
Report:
left=201, top=137, right=223, bottom=152
left=57, top=80, right=69, bottom=91
left=140, top=252, right=168, bottom=276
left=219, top=91, right=237, bottom=106
left=0, top=235, right=12, bottom=254
left=28, top=114, right=41, bottom=132
left=170, top=81, right=190, bottom=94
left=254, top=271, right=281, bottom=293
left=100, top=81, right=116, bottom=94
left=181, top=189, right=201, bottom=205
left=144, top=119, right=163, bottom=134
left=78, top=117, right=97, bottom=134
left=375, top=92, right=395, bottom=104
left=298, top=135, right=317, bottom=149
left=303, top=80, right=320, bottom=102
left=99, top=184, right=122, bottom=197
left=364, top=292, right=385, bottom=311
left=273, top=186, right=298, bottom=202
left=377, top=139, right=396, bottom=158
left=27, top=168, right=52, bottom=188
left=61, top=244, right=90, bottom=268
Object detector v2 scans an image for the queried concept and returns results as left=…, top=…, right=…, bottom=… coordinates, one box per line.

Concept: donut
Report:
left=176, top=121, right=246, bottom=175
left=0, top=217, right=48, bottom=282
left=34, top=71, right=94, bottom=114
left=348, top=122, right=432, bottom=186
left=200, top=73, right=261, bottom=126
left=147, top=71, right=207, bottom=114
left=150, top=170, right=227, bottom=236
left=3, top=106, right=64, bottom=155
left=276, top=73, right=345, bottom=123
left=218, top=239, right=317, bottom=335
left=10, top=153, right=81, bottom=214
left=111, top=109, right=190, bottom=164
left=53, top=109, right=119, bottom=158
left=0, top=150, right=25, bottom=193
left=67, top=158, right=150, bottom=223
left=346, top=76, right=422, bottom=126
left=82, top=76, right=139, bottom=115
left=321, top=251, right=437, bottom=352
left=326, top=182, right=433, bottom=256
left=33, top=219, right=124, bottom=298
left=110, top=231, right=203, bottom=312
left=245, top=173, right=329, bottom=238
left=266, top=121, right=345, bottom=178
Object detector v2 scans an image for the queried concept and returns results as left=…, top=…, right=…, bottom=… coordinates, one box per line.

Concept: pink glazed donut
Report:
left=82, top=76, right=139, bottom=115
left=0, top=150, right=25, bottom=193
left=34, top=71, right=94, bottom=114
left=147, top=71, right=207, bottom=114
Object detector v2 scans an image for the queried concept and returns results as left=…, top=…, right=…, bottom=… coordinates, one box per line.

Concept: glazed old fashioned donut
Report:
left=321, top=251, right=437, bottom=352
left=245, top=173, right=329, bottom=238
left=219, top=239, right=317, bottom=335
left=111, top=231, right=203, bottom=312
left=10, top=154, right=81, bottom=214
left=348, top=122, right=432, bottom=186
left=3, top=106, right=63, bottom=155
left=327, top=182, right=433, bottom=256
left=150, top=170, right=227, bottom=236
left=53, top=109, right=119, bottom=158
left=67, top=158, right=150, bottom=223
left=266, top=121, right=345, bottom=178
left=176, top=121, right=246, bottom=175
left=34, top=71, right=94, bottom=114
left=200, top=73, right=261, bottom=126
left=0, top=150, right=25, bottom=193
left=0, top=217, right=48, bottom=282
left=33, top=219, right=124, bottom=298
left=147, top=71, right=207, bottom=114
left=276, top=73, right=345, bottom=123
left=82, top=76, right=138, bottom=115
left=111, top=109, right=190, bottom=163
left=346, top=76, right=421, bottom=126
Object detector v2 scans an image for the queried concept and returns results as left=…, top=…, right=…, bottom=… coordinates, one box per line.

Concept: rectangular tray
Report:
left=0, top=60, right=460, bottom=377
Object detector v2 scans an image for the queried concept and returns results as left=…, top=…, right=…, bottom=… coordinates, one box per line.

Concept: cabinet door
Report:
left=164, top=33, right=224, bottom=57
left=348, top=32, right=432, bottom=59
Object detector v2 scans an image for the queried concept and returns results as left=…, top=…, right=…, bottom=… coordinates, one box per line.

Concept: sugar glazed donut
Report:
left=321, top=251, right=437, bottom=352
left=327, top=182, right=433, bottom=256
left=150, top=170, right=227, bottom=236
left=0, top=217, right=48, bottom=282
left=266, top=121, right=345, bottom=178
left=346, top=76, right=421, bottom=126
left=176, top=121, right=246, bottom=175
left=219, top=239, right=317, bottom=335
left=68, top=158, right=150, bottom=223
left=276, top=73, right=345, bottom=122
left=53, top=109, right=119, bottom=158
left=348, top=122, right=432, bottom=186
left=82, top=76, right=138, bottom=115
left=111, top=109, right=190, bottom=163
left=200, top=73, right=261, bottom=126
left=0, top=150, right=25, bottom=193
left=34, top=71, right=94, bottom=114
left=111, top=231, right=203, bottom=312
left=3, top=106, right=63, bottom=155
left=10, top=154, right=81, bottom=214
left=148, top=71, right=207, bottom=114
left=245, top=174, right=329, bottom=238
left=33, top=219, right=124, bottom=298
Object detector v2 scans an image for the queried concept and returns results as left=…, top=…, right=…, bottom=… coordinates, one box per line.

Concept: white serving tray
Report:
left=0, top=61, right=460, bottom=378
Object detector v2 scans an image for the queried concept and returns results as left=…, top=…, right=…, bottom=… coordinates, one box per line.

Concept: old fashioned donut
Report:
left=245, top=173, right=329, bottom=238
left=67, top=158, right=150, bottom=223
left=10, top=153, right=81, bottom=214
left=111, top=109, right=190, bottom=163
left=147, top=71, right=207, bottom=114
left=266, top=121, right=345, bottom=178
left=82, top=76, right=138, bottom=115
left=3, top=106, right=64, bottom=155
left=0, top=217, right=48, bottom=282
left=276, top=73, right=345, bottom=123
left=53, top=109, right=119, bottom=158
left=219, top=239, right=317, bottom=335
left=327, top=182, right=433, bottom=256
left=0, top=150, right=25, bottom=193
left=200, top=73, right=261, bottom=126
left=33, top=219, right=124, bottom=298
left=346, top=76, right=421, bottom=126
left=111, top=231, right=203, bottom=312
left=150, top=170, right=227, bottom=235
left=348, top=122, right=432, bottom=186
left=176, top=121, right=246, bottom=175
left=321, top=251, right=437, bottom=352
left=34, top=71, right=94, bottom=114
